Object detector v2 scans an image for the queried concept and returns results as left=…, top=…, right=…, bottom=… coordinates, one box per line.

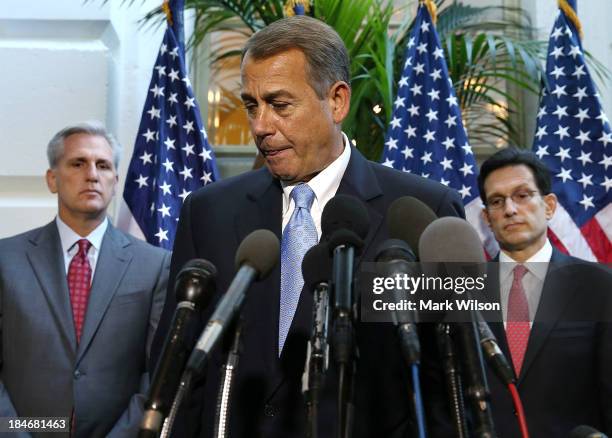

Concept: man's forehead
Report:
left=62, top=134, right=113, bottom=158
left=485, top=164, right=537, bottom=192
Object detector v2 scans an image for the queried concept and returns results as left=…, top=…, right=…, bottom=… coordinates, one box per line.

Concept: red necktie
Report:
left=506, top=264, right=530, bottom=375
left=67, top=239, right=92, bottom=343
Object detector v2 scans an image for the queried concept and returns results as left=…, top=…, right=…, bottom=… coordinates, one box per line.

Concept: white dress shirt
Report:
left=281, top=133, right=352, bottom=240
left=499, top=239, right=553, bottom=328
left=56, top=216, right=108, bottom=280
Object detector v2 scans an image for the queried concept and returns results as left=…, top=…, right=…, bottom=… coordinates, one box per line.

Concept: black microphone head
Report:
left=569, top=425, right=608, bottom=438
left=375, top=238, right=416, bottom=263
left=235, top=229, right=280, bottom=280
left=419, top=217, right=485, bottom=263
left=387, top=196, right=437, bottom=257
left=302, top=243, right=332, bottom=290
left=175, top=258, right=217, bottom=307
left=321, top=194, right=370, bottom=241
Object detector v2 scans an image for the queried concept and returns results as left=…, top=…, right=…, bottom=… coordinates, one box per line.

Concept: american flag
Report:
left=380, top=3, right=498, bottom=256
left=120, top=26, right=219, bottom=250
left=532, top=3, right=612, bottom=262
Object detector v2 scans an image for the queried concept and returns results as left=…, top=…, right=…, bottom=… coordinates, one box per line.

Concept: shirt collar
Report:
left=499, top=239, right=552, bottom=282
left=56, top=216, right=108, bottom=254
left=281, top=133, right=351, bottom=210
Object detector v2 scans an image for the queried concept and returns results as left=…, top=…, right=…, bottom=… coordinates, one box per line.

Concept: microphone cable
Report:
left=410, top=364, right=427, bottom=438
left=508, top=383, right=529, bottom=438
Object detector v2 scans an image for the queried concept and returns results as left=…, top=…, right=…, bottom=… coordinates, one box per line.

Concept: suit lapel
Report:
left=518, top=250, right=574, bottom=382
left=26, top=222, right=77, bottom=354
left=335, top=148, right=384, bottom=265
left=76, top=224, right=132, bottom=364
left=235, top=169, right=283, bottom=384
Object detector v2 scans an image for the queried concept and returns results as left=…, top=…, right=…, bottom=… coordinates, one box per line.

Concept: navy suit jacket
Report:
left=485, top=249, right=612, bottom=437
left=153, top=148, right=465, bottom=437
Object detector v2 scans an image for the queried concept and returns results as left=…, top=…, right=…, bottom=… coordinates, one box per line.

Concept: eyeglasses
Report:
left=485, top=189, right=540, bottom=210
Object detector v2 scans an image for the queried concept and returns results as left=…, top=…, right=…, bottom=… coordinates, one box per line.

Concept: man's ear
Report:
left=112, top=174, right=119, bottom=197
left=543, top=192, right=557, bottom=220
left=46, top=168, right=58, bottom=194
left=481, top=207, right=491, bottom=228
left=327, top=81, right=351, bottom=124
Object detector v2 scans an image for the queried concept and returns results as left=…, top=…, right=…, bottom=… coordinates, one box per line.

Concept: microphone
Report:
left=419, top=216, right=513, bottom=384
left=419, top=217, right=496, bottom=438
left=569, top=426, right=609, bottom=438
left=185, top=229, right=279, bottom=374
left=387, top=196, right=437, bottom=259
left=301, top=242, right=333, bottom=438
left=302, top=242, right=333, bottom=386
left=140, top=259, right=217, bottom=438
left=322, top=194, right=370, bottom=316
left=375, top=239, right=420, bottom=366
left=475, top=312, right=514, bottom=385
left=321, top=195, right=370, bottom=438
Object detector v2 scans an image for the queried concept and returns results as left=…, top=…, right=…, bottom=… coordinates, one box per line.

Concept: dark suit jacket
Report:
left=485, top=249, right=612, bottom=437
left=153, top=147, right=465, bottom=438
left=0, top=221, right=170, bottom=438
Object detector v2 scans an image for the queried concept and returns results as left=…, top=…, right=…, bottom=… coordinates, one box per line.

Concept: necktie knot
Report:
left=76, top=239, right=92, bottom=257
left=291, top=184, right=315, bottom=211
left=513, top=264, right=528, bottom=281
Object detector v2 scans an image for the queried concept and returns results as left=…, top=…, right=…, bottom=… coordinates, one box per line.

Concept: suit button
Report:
left=74, top=370, right=81, bottom=379
left=264, top=404, right=276, bottom=417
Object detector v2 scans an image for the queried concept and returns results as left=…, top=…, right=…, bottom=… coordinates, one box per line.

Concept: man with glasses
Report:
left=477, top=147, right=612, bottom=437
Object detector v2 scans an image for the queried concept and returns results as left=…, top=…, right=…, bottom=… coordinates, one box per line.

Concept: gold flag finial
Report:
left=421, top=0, right=438, bottom=25
left=162, top=0, right=173, bottom=26
left=558, top=0, right=583, bottom=39
left=284, top=0, right=311, bottom=17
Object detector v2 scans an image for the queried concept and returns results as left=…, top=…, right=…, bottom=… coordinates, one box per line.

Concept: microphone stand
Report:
left=331, top=244, right=357, bottom=438
left=437, top=323, right=468, bottom=438
left=302, top=282, right=331, bottom=438
left=214, top=319, right=243, bottom=438
left=453, top=314, right=497, bottom=438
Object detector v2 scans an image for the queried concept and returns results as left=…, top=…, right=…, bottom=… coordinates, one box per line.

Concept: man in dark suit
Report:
left=153, top=16, right=464, bottom=437
left=478, top=147, right=612, bottom=437
left=0, top=122, right=170, bottom=437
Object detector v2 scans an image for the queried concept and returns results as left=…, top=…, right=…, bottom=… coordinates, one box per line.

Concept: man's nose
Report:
left=85, top=163, right=99, bottom=180
left=503, top=197, right=518, bottom=216
left=250, top=107, right=275, bottom=138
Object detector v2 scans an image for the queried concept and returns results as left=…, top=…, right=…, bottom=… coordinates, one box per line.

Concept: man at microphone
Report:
left=478, top=147, right=612, bottom=437
left=153, top=16, right=464, bottom=438
left=0, top=122, right=170, bottom=437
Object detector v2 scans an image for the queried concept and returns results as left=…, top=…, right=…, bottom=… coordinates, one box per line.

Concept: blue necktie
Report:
left=279, top=183, right=318, bottom=354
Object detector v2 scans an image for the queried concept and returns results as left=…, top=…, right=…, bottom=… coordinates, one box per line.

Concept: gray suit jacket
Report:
left=0, top=220, right=170, bottom=438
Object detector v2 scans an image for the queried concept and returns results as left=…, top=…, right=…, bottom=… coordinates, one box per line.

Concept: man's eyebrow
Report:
left=240, top=90, right=295, bottom=101
left=487, top=183, right=533, bottom=198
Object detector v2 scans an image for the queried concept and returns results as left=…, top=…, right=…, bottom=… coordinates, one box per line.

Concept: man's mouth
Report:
left=261, top=146, right=291, bottom=157
left=504, top=222, right=525, bottom=230
left=81, top=189, right=100, bottom=196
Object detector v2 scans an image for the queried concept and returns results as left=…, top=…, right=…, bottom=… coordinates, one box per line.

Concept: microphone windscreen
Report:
left=419, top=217, right=485, bottom=263
left=302, top=243, right=332, bottom=290
left=175, top=258, right=217, bottom=305
left=321, top=194, right=370, bottom=240
left=387, top=196, right=437, bottom=256
left=569, top=425, right=608, bottom=438
left=235, top=229, right=280, bottom=280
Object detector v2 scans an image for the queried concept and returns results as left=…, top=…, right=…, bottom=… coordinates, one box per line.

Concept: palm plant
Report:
left=128, top=1, right=555, bottom=160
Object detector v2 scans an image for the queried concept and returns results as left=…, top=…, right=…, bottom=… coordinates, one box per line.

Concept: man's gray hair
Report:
left=241, top=15, right=350, bottom=99
left=47, top=121, right=122, bottom=169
